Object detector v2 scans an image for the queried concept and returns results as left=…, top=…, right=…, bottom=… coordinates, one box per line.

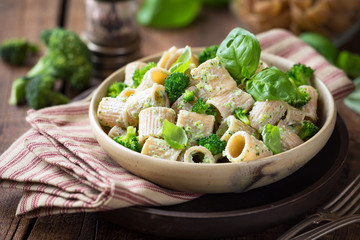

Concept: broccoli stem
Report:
left=8, top=77, right=28, bottom=105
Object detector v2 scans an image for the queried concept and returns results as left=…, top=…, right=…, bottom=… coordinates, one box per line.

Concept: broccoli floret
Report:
left=8, top=28, right=93, bottom=108
left=287, top=63, right=315, bottom=87
left=0, top=38, right=39, bottom=65
left=198, top=134, right=226, bottom=155
left=132, top=62, right=156, bottom=88
left=164, top=72, right=190, bottom=102
left=198, top=45, right=219, bottom=64
left=107, top=82, right=128, bottom=98
left=296, top=121, right=319, bottom=140
left=233, top=107, right=250, bottom=125
left=25, top=75, right=70, bottom=110
left=336, top=51, right=360, bottom=78
left=191, top=98, right=217, bottom=116
left=182, top=90, right=195, bottom=103
left=114, top=126, right=142, bottom=153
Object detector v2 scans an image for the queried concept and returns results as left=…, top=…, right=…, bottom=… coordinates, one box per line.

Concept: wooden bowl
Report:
left=89, top=49, right=336, bottom=193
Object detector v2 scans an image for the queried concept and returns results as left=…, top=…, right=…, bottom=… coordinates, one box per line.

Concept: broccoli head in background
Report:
left=25, top=75, right=70, bottom=110
left=287, top=63, right=315, bottom=87
left=198, top=134, right=226, bottom=155
left=132, top=62, right=156, bottom=88
left=0, top=38, right=39, bottom=65
left=198, top=45, right=219, bottom=64
left=233, top=107, right=250, bottom=125
left=8, top=28, right=93, bottom=109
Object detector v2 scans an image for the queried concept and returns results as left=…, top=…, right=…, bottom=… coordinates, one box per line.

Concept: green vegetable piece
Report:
left=198, top=45, right=219, bottom=64
left=182, top=90, right=195, bottom=103
left=336, top=51, right=360, bottom=78
left=0, top=38, right=39, bottom=65
left=25, top=75, right=70, bottom=110
left=136, top=0, right=202, bottom=28
left=216, top=27, right=261, bottom=84
left=107, top=82, right=128, bottom=98
left=297, top=121, right=319, bottom=140
left=287, top=63, right=314, bottom=87
left=8, top=77, right=28, bottom=105
left=300, top=32, right=338, bottom=64
left=162, top=119, right=188, bottom=149
left=246, top=66, right=310, bottom=108
left=261, top=124, right=283, bottom=154
left=191, top=98, right=217, bottom=116
left=114, top=126, right=142, bottom=153
left=198, top=134, right=226, bottom=155
left=132, top=62, right=156, bottom=88
left=344, top=77, right=360, bottom=114
left=233, top=108, right=250, bottom=125
left=169, top=46, right=192, bottom=73
left=8, top=28, right=93, bottom=109
left=164, top=72, right=190, bottom=102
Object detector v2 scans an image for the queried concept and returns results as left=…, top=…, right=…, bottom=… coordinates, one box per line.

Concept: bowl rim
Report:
left=89, top=48, right=336, bottom=171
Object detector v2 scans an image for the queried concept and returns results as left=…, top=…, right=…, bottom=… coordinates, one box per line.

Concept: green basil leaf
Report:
left=162, top=119, right=188, bottom=149
left=169, top=46, right=191, bottom=73
left=216, top=27, right=261, bottom=84
left=261, top=124, right=283, bottom=154
left=246, top=67, right=310, bottom=107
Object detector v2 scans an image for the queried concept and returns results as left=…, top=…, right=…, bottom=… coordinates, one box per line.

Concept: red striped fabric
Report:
left=0, top=29, right=354, bottom=218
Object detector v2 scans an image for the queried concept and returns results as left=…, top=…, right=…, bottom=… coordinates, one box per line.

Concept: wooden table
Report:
left=0, top=0, right=359, bottom=239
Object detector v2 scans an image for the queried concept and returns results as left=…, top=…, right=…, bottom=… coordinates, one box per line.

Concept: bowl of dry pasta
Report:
left=89, top=28, right=336, bottom=193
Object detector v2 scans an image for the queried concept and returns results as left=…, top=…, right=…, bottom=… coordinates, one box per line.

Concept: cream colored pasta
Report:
left=141, top=137, right=182, bottom=161
left=224, top=131, right=273, bottom=162
left=97, top=97, right=126, bottom=128
left=216, top=115, right=257, bottom=142
left=183, top=146, right=215, bottom=163
left=157, top=46, right=178, bottom=69
left=249, top=100, right=287, bottom=131
left=116, top=87, right=135, bottom=102
left=108, top=125, right=127, bottom=138
left=124, top=61, right=147, bottom=86
left=284, top=103, right=305, bottom=125
left=277, top=120, right=304, bottom=151
left=206, top=87, right=255, bottom=118
left=300, top=85, right=318, bottom=123
left=125, top=83, right=170, bottom=125
left=176, top=110, right=215, bottom=144
left=135, top=67, right=169, bottom=92
left=190, top=57, right=237, bottom=100
left=171, top=86, right=198, bottom=114
left=138, top=107, right=176, bottom=144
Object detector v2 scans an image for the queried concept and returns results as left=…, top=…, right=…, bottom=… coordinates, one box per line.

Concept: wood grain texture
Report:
left=0, top=0, right=359, bottom=239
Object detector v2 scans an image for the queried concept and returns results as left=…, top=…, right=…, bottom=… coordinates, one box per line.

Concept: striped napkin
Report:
left=0, top=28, right=354, bottom=218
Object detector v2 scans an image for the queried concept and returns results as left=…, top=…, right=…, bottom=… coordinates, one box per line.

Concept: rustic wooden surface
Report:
left=0, top=0, right=359, bottom=239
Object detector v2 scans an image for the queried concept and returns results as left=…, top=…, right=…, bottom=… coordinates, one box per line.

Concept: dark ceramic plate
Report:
left=97, top=115, right=348, bottom=239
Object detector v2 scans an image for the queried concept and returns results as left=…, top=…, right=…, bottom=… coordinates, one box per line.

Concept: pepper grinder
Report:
left=84, top=0, right=141, bottom=78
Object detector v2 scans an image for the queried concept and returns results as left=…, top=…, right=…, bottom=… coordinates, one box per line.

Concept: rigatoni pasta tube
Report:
left=141, top=137, right=182, bottom=161
left=277, top=120, right=304, bottom=151
left=183, top=146, right=216, bottom=163
left=207, top=87, right=255, bottom=118
left=300, top=85, right=318, bottom=123
left=176, top=110, right=215, bottom=145
left=124, top=61, right=147, bottom=86
left=136, top=67, right=169, bottom=92
left=97, top=97, right=126, bottom=128
left=138, top=107, right=176, bottom=144
left=125, top=83, right=169, bottom=124
left=249, top=100, right=287, bottom=131
left=216, top=115, right=257, bottom=142
left=225, top=131, right=272, bottom=162
left=190, top=57, right=237, bottom=100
